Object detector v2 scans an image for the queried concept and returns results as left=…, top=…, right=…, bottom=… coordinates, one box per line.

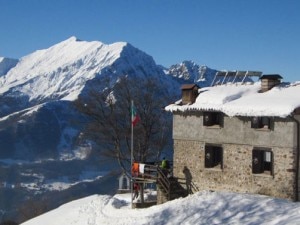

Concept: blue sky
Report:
left=0, top=0, right=299, bottom=81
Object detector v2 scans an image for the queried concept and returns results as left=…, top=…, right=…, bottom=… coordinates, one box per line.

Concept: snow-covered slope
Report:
left=21, top=191, right=300, bottom=225
left=0, top=36, right=173, bottom=105
left=0, top=37, right=128, bottom=101
left=0, top=57, right=18, bottom=76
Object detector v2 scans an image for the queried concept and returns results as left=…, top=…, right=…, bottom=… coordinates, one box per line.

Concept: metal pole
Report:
left=131, top=100, right=134, bottom=208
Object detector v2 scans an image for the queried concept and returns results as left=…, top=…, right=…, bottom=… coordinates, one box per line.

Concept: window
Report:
left=205, top=145, right=223, bottom=169
left=203, top=112, right=222, bottom=127
left=252, top=148, right=273, bottom=175
left=251, top=117, right=270, bottom=129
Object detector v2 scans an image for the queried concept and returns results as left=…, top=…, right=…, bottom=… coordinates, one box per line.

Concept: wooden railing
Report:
left=133, top=164, right=159, bottom=182
left=132, top=163, right=174, bottom=201
left=157, top=166, right=171, bottom=200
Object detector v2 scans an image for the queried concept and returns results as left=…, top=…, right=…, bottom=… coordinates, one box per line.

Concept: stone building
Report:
left=165, top=72, right=300, bottom=201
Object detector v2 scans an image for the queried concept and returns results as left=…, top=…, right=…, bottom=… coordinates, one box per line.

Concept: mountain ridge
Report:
left=0, top=37, right=127, bottom=102
left=166, top=60, right=218, bottom=86
left=0, top=37, right=219, bottom=159
left=0, top=38, right=160, bottom=159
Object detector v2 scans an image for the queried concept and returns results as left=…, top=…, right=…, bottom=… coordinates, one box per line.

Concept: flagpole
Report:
left=131, top=100, right=134, bottom=208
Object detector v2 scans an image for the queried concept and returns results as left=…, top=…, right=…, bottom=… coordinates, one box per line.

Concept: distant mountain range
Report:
left=167, top=60, right=217, bottom=86
left=0, top=37, right=219, bottom=160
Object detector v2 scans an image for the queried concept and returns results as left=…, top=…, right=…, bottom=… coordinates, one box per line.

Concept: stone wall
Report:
left=172, top=112, right=298, bottom=201
left=173, top=139, right=296, bottom=200
left=173, top=112, right=297, bottom=148
left=294, top=114, right=300, bottom=201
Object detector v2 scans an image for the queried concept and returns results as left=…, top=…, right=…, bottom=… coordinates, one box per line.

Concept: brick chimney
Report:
left=259, top=74, right=283, bottom=92
left=181, top=84, right=199, bottom=105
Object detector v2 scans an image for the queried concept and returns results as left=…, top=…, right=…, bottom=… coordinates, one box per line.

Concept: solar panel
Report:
left=211, top=70, right=262, bottom=86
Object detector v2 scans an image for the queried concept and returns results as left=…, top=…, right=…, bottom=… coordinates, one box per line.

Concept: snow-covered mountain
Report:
left=0, top=37, right=220, bottom=222
left=0, top=37, right=218, bottom=160
left=0, top=38, right=218, bottom=109
left=0, top=37, right=174, bottom=159
left=166, top=60, right=218, bottom=86
left=0, top=36, right=167, bottom=107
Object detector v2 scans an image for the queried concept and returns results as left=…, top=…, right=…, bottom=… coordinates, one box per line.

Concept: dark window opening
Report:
left=205, top=145, right=223, bottom=169
left=252, top=149, right=273, bottom=175
left=203, top=112, right=222, bottom=127
left=251, top=117, right=271, bottom=129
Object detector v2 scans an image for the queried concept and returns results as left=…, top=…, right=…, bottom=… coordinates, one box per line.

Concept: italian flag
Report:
left=131, top=104, right=140, bottom=126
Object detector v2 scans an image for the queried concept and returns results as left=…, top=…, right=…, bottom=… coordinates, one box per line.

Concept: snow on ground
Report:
left=21, top=191, right=300, bottom=225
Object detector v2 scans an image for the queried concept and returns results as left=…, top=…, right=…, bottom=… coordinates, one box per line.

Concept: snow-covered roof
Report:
left=165, top=81, right=300, bottom=118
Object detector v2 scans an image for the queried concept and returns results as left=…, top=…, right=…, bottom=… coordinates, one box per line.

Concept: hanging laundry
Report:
left=132, top=162, right=139, bottom=177
left=139, top=163, right=145, bottom=174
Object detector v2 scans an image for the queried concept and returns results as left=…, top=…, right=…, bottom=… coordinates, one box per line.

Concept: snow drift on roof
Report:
left=165, top=82, right=300, bottom=118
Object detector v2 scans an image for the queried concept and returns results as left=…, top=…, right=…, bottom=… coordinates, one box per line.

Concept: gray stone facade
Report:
left=172, top=111, right=300, bottom=201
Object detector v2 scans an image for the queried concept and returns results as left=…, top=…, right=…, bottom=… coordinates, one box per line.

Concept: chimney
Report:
left=259, top=74, right=283, bottom=92
left=181, top=84, right=199, bottom=105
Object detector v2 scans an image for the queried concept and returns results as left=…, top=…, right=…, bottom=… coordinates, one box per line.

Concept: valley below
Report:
left=0, top=156, right=119, bottom=222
